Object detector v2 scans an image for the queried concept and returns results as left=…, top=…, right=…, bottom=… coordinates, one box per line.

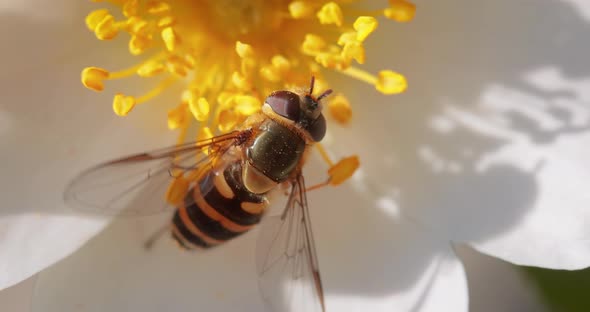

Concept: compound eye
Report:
left=265, top=90, right=301, bottom=121
left=306, top=113, right=327, bottom=142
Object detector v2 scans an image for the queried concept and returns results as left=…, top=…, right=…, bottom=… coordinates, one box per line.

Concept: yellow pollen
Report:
left=161, top=27, right=180, bottom=52
left=340, top=67, right=407, bottom=94
left=235, top=41, right=255, bottom=59
left=122, top=0, right=139, bottom=17
left=234, top=95, right=261, bottom=115
left=317, top=2, right=344, bottom=27
left=342, top=41, right=365, bottom=64
left=385, top=0, right=417, bottom=22
left=218, top=110, right=238, bottom=132
left=197, top=126, right=213, bottom=142
left=137, top=60, right=165, bottom=77
left=196, top=126, right=214, bottom=155
left=81, top=67, right=109, bottom=92
left=167, top=104, right=189, bottom=130
left=112, top=93, right=136, bottom=116
left=189, top=97, right=210, bottom=122
left=165, top=175, right=189, bottom=205
left=158, top=16, right=176, bottom=28
left=85, top=9, right=110, bottom=31
left=147, top=1, right=171, bottom=15
left=337, top=32, right=357, bottom=46
left=302, top=34, right=327, bottom=55
left=328, top=156, right=360, bottom=186
left=94, top=14, right=121, bottom=40
left=377, top=70, right=408, bottom=94
left=328, top=94, right=352, bottom=124
left=129, top=35, right=152, bottom=55
left=289, top=1, right=315, bottom=19
left=83, top=0, right=416, bottom=191
left=232, top=71, right=251, bottom=90
left=353, top=16, right=378, bottom=42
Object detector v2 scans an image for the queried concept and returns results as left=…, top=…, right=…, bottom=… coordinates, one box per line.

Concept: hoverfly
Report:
left=65, top=77, right=335, bottom=312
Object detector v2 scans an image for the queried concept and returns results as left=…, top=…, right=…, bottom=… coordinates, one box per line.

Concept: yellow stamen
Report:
left=112, top=93, right=136, bottom=116
left=232, top=71, right=251, bottom=90
left=234, top=95, right=261, bottom=115
left=302, top=34, right=327, bottom=55
left=235, top=41, right=254, bottom=59
left=385, top=0, right=417, bottom=22
left=137, top=60, right=165, bottom=77
left=147, top=1, right=171, bottom=15
left=315, top=143, right=335, bottom=167
left=328, top=94, right=352, bottom=124
left=353, top=16, right=378, bottom=42
left=317, top=2, right=344, bottom=27
left=197, top=126, right=213, bottom=142
left=165, top=175, right=189, bottom=205
left=328, top=156, right=360, bottom=185
left=218, top=109, right=237, bottom=132
left=158, top=16, right=176, bottom=28
left=377, top=70, right=408, bottom=94
left=167, top=104, right=189, bottom=130
left=83, top=1, right=414, bottom=189
left=122, top=0, right=139, bottom=17
left=340, top=67, right=407, bottom=94
left=129, top=35, right=152, bottom=55
left=85, top=9, right=110, bottom=31
left=189, top=97, right=210, bottom=122
left=94, top=14, right=120, bottom=40
left=337, top=32, right=357, bottom=46
left=289, top=1, right=315, bottom=19
left=136, top=76, right=178, bottom=104
left=161, top=27, right=180, bottom=52
left=342, top=41, right=365, bottom=64
left=81, top=67, right=109, bottom=92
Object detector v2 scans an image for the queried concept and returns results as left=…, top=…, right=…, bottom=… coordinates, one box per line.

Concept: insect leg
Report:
left=143, top=223, right=171, bottom=250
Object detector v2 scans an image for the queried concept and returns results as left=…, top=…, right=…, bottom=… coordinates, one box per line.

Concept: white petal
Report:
left=329, top=0, right=590, bottom=270
left=470, top=131, right=590, bottom=269
left=457, top=246, right=547, bottom=312
left=0, top=0, right=176, bottom=289
left=32, top=182, right=467, bottom=312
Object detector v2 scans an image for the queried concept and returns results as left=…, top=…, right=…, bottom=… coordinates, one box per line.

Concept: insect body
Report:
left=65, top=77, right=334, bottom=312
left=171, top=82, right=330, bottom=250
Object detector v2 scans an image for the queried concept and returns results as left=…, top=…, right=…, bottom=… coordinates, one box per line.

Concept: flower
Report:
left=3, top=0, right=590, bottom=311
left=81, top=0, right=411, bottom=146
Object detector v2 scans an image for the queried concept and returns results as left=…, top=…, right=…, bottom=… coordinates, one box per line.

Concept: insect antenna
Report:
left=309, top=76, right=316, bottom=95
left=317, top=89, right=333, bottom=101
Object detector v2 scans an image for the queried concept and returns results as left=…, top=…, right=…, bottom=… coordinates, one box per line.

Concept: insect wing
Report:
left=64, top=131, right=243, bottom=216
left=256, top=174, right=325, bottom=312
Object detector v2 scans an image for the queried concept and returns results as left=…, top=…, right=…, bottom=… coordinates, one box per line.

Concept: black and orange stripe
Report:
left=171, top=161, right=268, bottom=249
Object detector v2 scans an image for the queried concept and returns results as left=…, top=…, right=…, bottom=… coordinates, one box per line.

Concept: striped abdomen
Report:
left=171, top=161, right=268, bottom=249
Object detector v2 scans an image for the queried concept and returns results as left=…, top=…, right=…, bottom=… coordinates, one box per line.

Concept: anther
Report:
left=81, top=67, right=109, bottom=92
left=112, top=93, right=136, bottom=116
left=353, top=16, right=378, bottom=42
left=317, top=2, right=344, bottom=26
left=328, top=156, right=360, bottom=185
left=165, top=175, right=189, bottom=205
left=328, top=94, right=352, bottom=124
left=385, top=0, right=416, bottom=22
left=377, top=70, right=407, bottom=94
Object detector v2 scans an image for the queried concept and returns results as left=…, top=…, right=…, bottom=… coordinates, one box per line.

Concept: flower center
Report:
left=202, top=0, right=286, bottom=39
left=81, top=0, right=416, bottom=183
